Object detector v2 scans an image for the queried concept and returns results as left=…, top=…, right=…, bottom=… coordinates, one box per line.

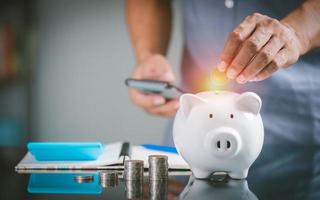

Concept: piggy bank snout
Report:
left=204, top=127, right=242, bottom=158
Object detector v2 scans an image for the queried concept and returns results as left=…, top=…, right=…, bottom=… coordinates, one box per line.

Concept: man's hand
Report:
left=129, top=54, right=179, bottom=117
left=218, top=13, right=303, bottom=83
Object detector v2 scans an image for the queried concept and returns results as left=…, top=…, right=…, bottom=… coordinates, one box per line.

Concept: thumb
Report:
left=162, top=70, right=175, bottom=82
left=141, top=56, right=175, bottom=82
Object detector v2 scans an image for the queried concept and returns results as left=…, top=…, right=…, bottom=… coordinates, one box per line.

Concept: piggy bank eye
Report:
left=230, top=114, right=234, bottom=119
left=209, top=113, right=213, bottom=118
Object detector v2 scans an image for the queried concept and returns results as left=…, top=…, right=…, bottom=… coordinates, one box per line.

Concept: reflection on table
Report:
left=178, top=176, right=257, bottom=200
left=25, top=170, right=187, bottom=199
left=3, top=146, right=320, bottom=199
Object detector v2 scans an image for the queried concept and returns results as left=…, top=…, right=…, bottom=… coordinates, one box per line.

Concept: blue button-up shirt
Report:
left=181, top=0, right=320, bottom=145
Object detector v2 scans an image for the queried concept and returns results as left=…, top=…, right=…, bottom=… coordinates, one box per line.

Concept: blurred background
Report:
left=0, top=0, right=183, bottom=146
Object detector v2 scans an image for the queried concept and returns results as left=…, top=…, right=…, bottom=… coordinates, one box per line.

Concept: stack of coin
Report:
left=149, top=179, right=168, bottom=200
left=74, top=175, right=94, bottom=184
left=124, top=160, right=144, bottom=180
left=148, top=155, right=168, bottom=180
left=125, top=179, right=143, bottom=199
left=99, top=171, right=119, bottom=188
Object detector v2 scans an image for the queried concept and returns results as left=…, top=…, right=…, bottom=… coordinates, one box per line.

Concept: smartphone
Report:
left=125, top=78, right=185, bottom=99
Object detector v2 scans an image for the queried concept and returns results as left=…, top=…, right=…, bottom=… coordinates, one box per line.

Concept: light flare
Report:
left=207, top=68, right=229, bottom=91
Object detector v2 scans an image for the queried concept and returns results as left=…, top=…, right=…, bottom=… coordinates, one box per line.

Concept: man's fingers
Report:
left=142, top=67, right=175, bottom=82
left=148, top=100, right=179, bottom=117
left=141, top=55, right=175, bottom=82
left=253, top=48, right=289, bottom=81
left=129, top=89, right=166, bottom=108
left=219, top=13, right=265, bottom=72
left=237, top=36, right=284, bottom=83
left=227, top=26, right=273, bottom=80
left=129, top=87, right=179, bottom=117
left=219, top=18, right=257, bottom=72
left=129, top=54, right=178, bottom=117
left=218, top=13, right=302, bottom=83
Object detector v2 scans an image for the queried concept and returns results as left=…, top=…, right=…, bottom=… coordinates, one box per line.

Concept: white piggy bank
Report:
left=173, top=91, right=264, bottom=179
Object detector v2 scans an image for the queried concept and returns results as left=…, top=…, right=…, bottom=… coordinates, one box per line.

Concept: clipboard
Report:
left=15, top=142, right=189, bottom=171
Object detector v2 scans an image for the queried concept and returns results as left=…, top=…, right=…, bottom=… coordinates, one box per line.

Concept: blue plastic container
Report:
left=28, top=173, right=102, bottom=194
left=27, top=142, right=104, bottom=161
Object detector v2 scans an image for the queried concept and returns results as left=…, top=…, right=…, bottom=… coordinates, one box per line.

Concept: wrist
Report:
left=281, top=21, right=308, bottom=56
left=136, top=49, right=154, bottom=64
left=136, top=49, right=167, bottom=65
left=281, top=0, right=320, bottom=55
left=134, top=42, right=168, bottom=64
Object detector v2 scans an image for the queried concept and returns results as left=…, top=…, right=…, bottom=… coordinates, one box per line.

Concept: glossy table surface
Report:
left=1, top=145, right=320, bottom=200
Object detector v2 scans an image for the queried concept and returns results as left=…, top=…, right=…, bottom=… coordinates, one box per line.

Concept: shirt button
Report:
left=225, top=0, right=234, bottom=9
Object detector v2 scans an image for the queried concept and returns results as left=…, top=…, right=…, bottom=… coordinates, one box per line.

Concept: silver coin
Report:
left=124, top=160, right=144, bottom=180
left=125, top=179, right=143, bottom=199
left=148, top=155, right=168, bottom=180
left=74, top=175, right=94, bottom=184
left=99, top=171, right=119, bottom=188
left=149, top=179, right=168, bottom=200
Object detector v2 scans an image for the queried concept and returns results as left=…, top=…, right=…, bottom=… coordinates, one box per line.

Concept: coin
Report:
left=148, top=155, right=168, bottom=180
left=125, top=180, right=143, bottom=199
left=149, top=179, right=168, bottom=200
left=210, top=68, right=228, bottom=89
left=124, top=160, right=144, bottom=180
left=74, top=175, right=94, bottom=184
left=99, top=171, right=119, bottom=188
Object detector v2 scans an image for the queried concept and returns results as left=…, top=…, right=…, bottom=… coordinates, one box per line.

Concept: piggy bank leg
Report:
left=192, top=168, right=212, bottom=179
left=229, top=169, right=248, bottom=179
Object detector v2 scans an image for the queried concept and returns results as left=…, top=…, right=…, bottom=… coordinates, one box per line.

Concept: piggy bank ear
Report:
left=236, top=92, right=262, bottom=115
left=180, top=94, right=207, bottom=118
